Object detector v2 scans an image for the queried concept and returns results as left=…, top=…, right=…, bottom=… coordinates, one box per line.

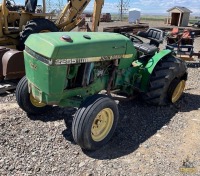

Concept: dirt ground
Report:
left=0, top=20, right=200, bottom=175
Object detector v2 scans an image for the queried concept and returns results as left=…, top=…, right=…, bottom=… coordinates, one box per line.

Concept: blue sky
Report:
left=16, top=0, right=200, bottom=15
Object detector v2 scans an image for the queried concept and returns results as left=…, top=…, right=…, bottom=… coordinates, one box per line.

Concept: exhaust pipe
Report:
left=0, top=47, right=10, bottom=81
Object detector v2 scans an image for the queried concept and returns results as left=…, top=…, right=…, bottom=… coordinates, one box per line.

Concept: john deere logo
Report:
left=29, top=61, right=37, bottom=70
left=179, top=156, right=197, bottom=174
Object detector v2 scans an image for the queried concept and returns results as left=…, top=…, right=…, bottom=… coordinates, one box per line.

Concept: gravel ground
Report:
left=0, top=21, right=200, bottom=175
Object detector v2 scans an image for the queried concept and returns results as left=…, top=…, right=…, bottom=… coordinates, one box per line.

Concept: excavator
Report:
left=0, top=0, right=104, bottom=93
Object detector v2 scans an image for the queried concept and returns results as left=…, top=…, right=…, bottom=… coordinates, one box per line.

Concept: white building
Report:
left=128, top=8, right=141, bottom=24
left=167, top=6, right=192, bottom=27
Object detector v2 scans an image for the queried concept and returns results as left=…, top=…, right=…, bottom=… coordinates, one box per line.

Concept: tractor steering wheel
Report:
left=130, top=35, right=143, bottom=44
left=121, top=32, right=143, bottom=44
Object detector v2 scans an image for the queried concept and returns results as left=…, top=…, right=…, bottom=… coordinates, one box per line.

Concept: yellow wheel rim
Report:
left=91, top=108, right=114, bottom=142
left=171, top=80, right=186, bottom=103
left=30, top=94, right=46, bottom=108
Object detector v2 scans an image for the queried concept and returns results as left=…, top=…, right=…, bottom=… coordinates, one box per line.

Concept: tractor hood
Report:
left=24, top=32, right=133, bottom=64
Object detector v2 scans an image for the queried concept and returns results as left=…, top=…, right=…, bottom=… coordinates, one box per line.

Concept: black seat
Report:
left=137, top=28, right=164, bottom=47
left=133, top=43, right=158, bottom=56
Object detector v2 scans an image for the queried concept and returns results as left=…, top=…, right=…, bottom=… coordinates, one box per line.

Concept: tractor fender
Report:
left=140, top=49, right=172, bottom=91
left=2, top=50, right=24, bottom=80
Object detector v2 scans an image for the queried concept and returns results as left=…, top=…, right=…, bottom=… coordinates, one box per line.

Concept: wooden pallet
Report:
left=177, top=54, right=195, bottom=61
left=103, top=23, right=149, bottom=33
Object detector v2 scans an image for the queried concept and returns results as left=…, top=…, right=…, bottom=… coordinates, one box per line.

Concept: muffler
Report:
left=0, top=47, right=10, bottom=81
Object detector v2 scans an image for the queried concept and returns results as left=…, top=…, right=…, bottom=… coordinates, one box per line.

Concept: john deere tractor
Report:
left=16, top=30, right=187, bottom=150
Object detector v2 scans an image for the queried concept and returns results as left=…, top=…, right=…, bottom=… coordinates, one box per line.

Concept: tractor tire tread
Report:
left=19, top=18, right=58, bottom=50
left=73, top=94, right=107, bottom=145
left=16, top=76, right=51, bottom=114
left=143, top=55, right=187, bottom=105
left=72, top=94, right=118, bottom=150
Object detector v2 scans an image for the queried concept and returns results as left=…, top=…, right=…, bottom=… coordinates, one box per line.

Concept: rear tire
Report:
left=16, top=76, right=51, bottom=114
left=19, top=18, right=58, bottom=50
left=72, top=94, right=119, bottom=150
left=143, top=55, right=187, bottom=105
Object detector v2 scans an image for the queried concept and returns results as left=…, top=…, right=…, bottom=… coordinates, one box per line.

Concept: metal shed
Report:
left=128, top=8, right=141, bottom=24
left=167, top=6, right=192, bottom=27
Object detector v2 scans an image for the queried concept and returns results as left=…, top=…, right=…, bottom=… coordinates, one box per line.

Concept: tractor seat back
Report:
left=133, top=43, right=158, bottom=56
left=137, top=28, right=164, bottom=47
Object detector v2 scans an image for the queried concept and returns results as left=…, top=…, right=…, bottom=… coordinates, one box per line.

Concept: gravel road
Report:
left=0, top=21, right=200, bottom=175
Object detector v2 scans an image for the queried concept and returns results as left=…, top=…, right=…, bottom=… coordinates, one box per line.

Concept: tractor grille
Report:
left=25, top=46, right=53, bottom=65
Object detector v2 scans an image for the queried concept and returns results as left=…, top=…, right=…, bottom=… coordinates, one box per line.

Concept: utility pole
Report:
left=118, top=0, right=130, bottom=21
left=120, top=0, right=123, bottom=21
left=46, top=0, right=51, bottom=12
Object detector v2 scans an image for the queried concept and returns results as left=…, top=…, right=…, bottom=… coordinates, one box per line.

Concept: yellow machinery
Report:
left=0, top=0, right=104, bottom=48
left=0, top=0, right=104, bottom=88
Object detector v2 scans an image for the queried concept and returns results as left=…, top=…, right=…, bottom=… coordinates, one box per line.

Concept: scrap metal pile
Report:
left=166, top=28, right=200, bottom=60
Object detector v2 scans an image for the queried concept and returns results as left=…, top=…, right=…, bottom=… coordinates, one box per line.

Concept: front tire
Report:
left=143, top=55, right=187, bottom=105
left=16, top=76, right=51, bottom=114
left=72, top=94, right=119, bottom=150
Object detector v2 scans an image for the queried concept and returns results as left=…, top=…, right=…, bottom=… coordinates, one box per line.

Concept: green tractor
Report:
left=16, top=30, right=187, bottom=150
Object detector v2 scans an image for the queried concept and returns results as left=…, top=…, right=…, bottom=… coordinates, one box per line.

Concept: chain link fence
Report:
left=45, top=0, right=64, bottom=13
